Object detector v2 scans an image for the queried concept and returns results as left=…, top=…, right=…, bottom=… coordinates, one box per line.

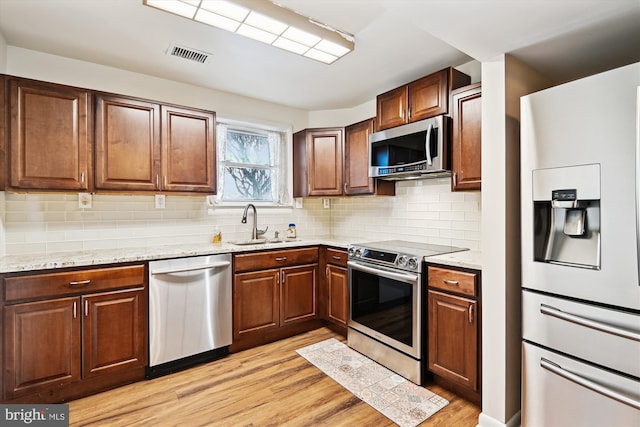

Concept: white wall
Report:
left=479, top=54, right=550, bottom=427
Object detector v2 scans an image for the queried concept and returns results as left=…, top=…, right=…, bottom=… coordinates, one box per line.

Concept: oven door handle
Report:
left=348, top=261, right=419, bottom=284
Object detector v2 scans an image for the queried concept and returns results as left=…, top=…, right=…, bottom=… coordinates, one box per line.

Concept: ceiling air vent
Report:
left=167, top=44, right=211, bottom=64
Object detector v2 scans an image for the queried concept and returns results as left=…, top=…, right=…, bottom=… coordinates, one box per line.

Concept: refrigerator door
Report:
left=523, top=290, right=640, bottom=378
left=521, top=62, right=640, bottom=311
left=522, top=341, right=640, bottom=427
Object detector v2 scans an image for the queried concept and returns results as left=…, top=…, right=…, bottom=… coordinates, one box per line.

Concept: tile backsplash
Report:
left=0, top=178, right=481, bottom=255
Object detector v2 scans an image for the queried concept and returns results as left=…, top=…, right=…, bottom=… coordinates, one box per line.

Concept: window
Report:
left=216, top=119, right=291, bottom=205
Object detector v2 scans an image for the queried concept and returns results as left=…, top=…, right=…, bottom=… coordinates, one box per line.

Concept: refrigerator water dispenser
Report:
left=532, top=164, right=601, bottom=269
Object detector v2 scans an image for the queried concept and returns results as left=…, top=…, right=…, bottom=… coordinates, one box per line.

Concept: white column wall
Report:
left=479, top=54, right=550, bottom=427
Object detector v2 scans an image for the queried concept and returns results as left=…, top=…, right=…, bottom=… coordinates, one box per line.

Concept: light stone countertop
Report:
left=0, top=238, right=481, bottom=274
left=426, top=250, right=483, bottom=271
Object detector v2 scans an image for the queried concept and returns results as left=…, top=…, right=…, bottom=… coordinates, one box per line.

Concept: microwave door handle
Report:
left=425, top=123, right=433, bottom=166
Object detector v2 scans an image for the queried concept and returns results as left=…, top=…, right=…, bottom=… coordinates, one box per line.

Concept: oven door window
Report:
left=350, top=267, right=414, bottom=347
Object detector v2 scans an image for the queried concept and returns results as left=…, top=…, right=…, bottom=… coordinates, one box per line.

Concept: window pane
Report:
left=226, top=130, right=271, bottom=165
left=223, top=166, right=273, bottom=201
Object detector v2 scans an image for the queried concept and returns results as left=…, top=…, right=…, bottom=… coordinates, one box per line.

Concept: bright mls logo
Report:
left=1, top=405, right=68, bottom=426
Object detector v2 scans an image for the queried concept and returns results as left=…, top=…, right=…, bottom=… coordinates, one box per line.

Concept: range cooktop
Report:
left=347, top=240, right=469, bottom=272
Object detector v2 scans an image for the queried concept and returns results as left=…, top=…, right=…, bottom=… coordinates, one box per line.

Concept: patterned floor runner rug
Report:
left=296, top=338, right=449, bottom=427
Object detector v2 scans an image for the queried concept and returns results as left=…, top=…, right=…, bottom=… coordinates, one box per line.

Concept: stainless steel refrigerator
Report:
left=521, top=62, right=640, bottom=426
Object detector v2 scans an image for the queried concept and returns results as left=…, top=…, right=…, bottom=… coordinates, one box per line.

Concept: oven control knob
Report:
left=398, top=255, right=408, bottom=267
left=407, top=257, right=419, bottom=270
left=348, top=247, right=355, bottom=257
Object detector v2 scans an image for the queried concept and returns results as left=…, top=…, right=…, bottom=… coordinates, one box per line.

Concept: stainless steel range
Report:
left=347, top=240, right=468, bottom=384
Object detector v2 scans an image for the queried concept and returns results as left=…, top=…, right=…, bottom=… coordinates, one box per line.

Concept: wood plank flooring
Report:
left=69, top=327, right=481, bottom=426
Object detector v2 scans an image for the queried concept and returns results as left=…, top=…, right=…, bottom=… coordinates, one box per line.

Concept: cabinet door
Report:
left=307, top=129, right=343, bottom=196
left=82, top=289, right=147, bottom=379
left=428, top=290, right=478, bottom=391
left=326, top=264, right=348, bottom=327
left=3, top=298, right=81, bottom=399
left=451, top=83, right=482, bottom=191
left=281, top=265, right=318, bottom=325
left=161, top=106, right=215, bottom=193
left=376, top=86, right=407, bottom=131
left=9, top=79, right=91, bottom=190
left=408, top=70, right=448, bottom=122
left=233, top=269, right=279, bottom=338
left=95, top=94, right=161, bottom=191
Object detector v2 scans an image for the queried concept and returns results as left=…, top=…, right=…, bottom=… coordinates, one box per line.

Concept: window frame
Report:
left=214, top=118, right=293, bottom=207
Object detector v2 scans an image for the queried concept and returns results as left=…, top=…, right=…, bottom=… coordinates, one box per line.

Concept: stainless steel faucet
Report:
left=241, top=203, right=268, bottom=240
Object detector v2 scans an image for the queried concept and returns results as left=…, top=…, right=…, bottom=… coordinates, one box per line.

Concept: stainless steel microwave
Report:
left=369, top=115, right=451, bottom=180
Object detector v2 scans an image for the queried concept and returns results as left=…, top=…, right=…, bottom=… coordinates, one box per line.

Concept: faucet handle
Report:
left=256, top=226, right=268, bottom=237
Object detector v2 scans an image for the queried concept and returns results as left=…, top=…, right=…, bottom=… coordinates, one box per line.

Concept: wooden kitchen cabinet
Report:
left=427, top=265, right=481, bottom=405
left=232, top=247, right=320, bottom=352
left=451, top=83, right=482, bottom=191
left=344, top=118, right=394, bottom=196
left=1, top=264, right=147, bottom=403
left=376, top=67, right=471, bottom=131
left=323, top=247, right=349, bottom=334
left=7, top=77, right=92, bottom=191
left=95, top=93, right=215, bottom=193
left=293, top=128, right=343, bottom=197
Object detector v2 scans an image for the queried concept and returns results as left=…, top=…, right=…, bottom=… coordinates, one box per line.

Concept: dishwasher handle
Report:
left=150, top=261, right=231, bottom=275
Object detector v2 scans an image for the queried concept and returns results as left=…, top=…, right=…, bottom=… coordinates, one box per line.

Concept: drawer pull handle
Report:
left=69, top=280, right=91, bottom=287
left=443, top=279, right=459, bottom=286
left=275, top=257, right=287, bottom=262
left=332, top=256, right=342, bottom=261
left=541, top=358, right=640, bottom=410
left=540, top=304, right=640, bottom=342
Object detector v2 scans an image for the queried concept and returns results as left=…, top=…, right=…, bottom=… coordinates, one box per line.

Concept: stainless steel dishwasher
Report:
left=147, top=254, right=232, bottom=378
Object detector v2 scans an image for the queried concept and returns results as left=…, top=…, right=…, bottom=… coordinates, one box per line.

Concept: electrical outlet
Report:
left=323, top=198, right=330, bottom=209
left=155, top=194, right=166, bottom=209
left=295, top=198, right=303, bottom=209
left=78, top=192, right=92, bottom=209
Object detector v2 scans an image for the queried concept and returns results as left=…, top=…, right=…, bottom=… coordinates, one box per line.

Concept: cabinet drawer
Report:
left=428, top=266, right=477, bottom=297
left=4, top=264, right=146, bottom=303
left=326, top=248, right=348, bottom=267
left=234, top=247, right=319, bottom=272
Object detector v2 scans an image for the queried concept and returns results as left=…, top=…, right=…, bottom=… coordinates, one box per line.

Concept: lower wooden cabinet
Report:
left=427, top=265, right=481, bottom=404
left=322, top=247, right=349, bottom=334
left=1, top=264, right=147, bottom=403
left=232, top=247, right=320, bottom=351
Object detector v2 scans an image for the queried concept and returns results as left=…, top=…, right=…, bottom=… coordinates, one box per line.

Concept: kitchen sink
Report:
left=229, top=238, right=301, bottom=246
left=229, top=239, right=268, bottom=245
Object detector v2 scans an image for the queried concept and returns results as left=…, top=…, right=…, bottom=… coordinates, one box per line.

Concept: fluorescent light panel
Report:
left=144, top=0, right=354, bottom=64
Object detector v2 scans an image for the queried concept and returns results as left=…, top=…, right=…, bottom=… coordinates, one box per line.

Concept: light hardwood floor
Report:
left=69, top=328, right=481, bottom=426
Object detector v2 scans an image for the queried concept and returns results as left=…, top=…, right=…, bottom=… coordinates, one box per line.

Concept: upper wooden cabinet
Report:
left=344, top=118, right=394, bottom=196
left=376, top=67, right=471, bottom=131
left=293, top=127, right=343, bottom=197
left=95, top=94, right=215, bottom=193
left=7, top=78, right=92, bottom=191
left=451, top=83, right=482, bottom=191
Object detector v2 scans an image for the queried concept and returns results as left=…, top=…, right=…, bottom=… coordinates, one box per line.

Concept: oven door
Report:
left=348, top=260, right=422, bottom=359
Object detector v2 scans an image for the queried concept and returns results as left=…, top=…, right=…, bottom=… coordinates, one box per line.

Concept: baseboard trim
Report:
left=477, top=410, right=521, bottom=427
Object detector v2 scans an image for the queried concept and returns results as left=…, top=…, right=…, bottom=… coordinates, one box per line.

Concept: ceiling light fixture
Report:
left=143, top=0, right=355, bottom=64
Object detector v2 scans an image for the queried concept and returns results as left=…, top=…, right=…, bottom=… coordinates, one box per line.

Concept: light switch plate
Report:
left=323, top=198, right=330, bottom=209
left=155, top=194, right=166, bottom=209
left=78, top=192, right=92, bottom=209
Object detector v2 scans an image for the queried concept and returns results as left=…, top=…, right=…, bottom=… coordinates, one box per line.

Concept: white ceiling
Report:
left=0, top=0, right=639, bottom=111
